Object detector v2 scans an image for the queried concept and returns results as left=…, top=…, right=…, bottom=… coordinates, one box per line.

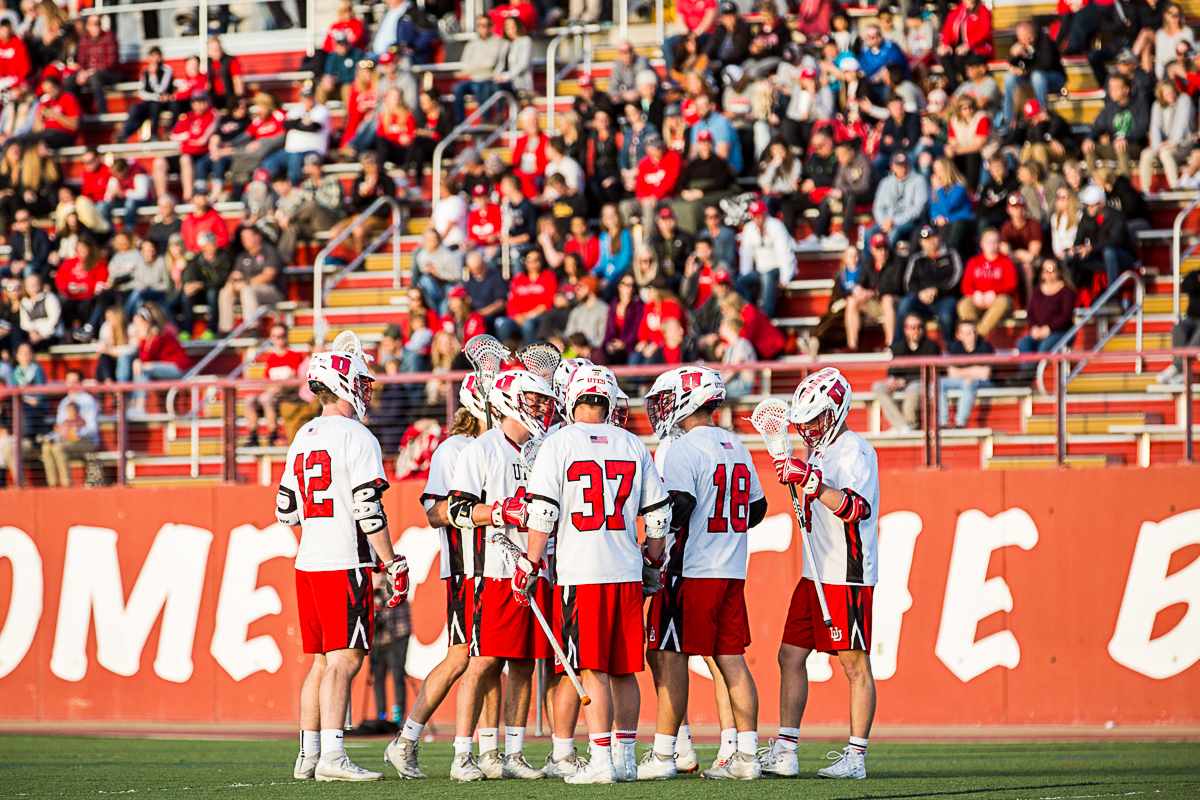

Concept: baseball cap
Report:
left=800, top=65, right=819, bottom=81
left=303, top=152, right=323, bottom=167
left=720, top=1, right=737, bottom=14
left=1078, top=184, right=1107, bottom=205
left=1116, top=48, right=1138, bottom=64
left=748, top=199, right=767, bottom=216
left=665, top=102, right=682, bottom=117
left=645, top=133, right=664, bottom=149
left=869, top=232, right=888, bottom=248
left=383, top=324, right=404, bottom=340
left=1023, top=98, right=1043, bottom=119
left=696, top=129, right=714, bottom=143
left=918, top=225, right=937, bottom=239
left=471, top=182, right=489, bottom=197
left=197, top=231, right=217, bottom=245
left=658, top=205, right=675, bottom=219
left=723, top=64, right=745, bottom=85
left=300, top=85, right=315, bottom=97
left=448, top=285, right=468, bottom=299
left=891, top=151, right=910, bottom=167
left=963, top=52, right=986, bottom=67
left=840, top=56, right=860, bottom=72
left=578, top=72, right=593, bottom=87
left=253, top=168, right=270, bottom=183
left=713, top=267, right=734, bottom=285
left=332, top=29, right=349, bottom=43
left=1007, top=193, right=1027, bottom=207
left=191, top=90, right=210, bottom=103
left=378, top=51, right=396, bottom=64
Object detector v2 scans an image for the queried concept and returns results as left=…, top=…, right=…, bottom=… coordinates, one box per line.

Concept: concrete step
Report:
left=1026, top=413, right=1148, bottom=435
left=1103, top=332, right=1170, bottom=351
left=984, top=453, right=1119, bottom=469
left=1067, top=373, right=1158, bottom=394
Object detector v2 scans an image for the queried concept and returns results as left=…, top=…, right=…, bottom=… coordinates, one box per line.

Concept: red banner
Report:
left=1, top=461, right=1198, bottom=726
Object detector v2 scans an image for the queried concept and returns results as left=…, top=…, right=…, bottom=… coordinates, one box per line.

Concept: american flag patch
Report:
left=721, top=442, right=734, bottom=449
left=590, top=435, right=608, bottom=444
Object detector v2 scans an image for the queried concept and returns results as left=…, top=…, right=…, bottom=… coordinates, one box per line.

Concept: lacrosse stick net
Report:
left=464, top=334, right=511, bottom=430
left=487, top=532, right=591, bottom=705
left=518, top=340, right=562, bottom=383
left=331, top=330, right=374, bottom=362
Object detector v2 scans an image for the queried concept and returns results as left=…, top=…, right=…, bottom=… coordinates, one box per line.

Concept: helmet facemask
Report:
left=793, top=407, right=835, bottom=452
left=519, top=390, right=558, bottom=441
left=646, top=389, right=676, bottom=441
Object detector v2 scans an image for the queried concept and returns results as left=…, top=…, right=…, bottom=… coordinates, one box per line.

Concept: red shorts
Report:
left=782, top=578, right=873, bottom=653
left=446, top=574, right=470, bottom=648
left=295, top=567, right=374, bottom=655
left=468, top=576, right=553, bottom=660
left=646, top=576, right=750, bottom=656
left=555, top=582, right=644, bottom=676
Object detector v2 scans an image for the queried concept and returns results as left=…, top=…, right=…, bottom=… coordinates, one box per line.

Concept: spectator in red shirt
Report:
left=718, top=288, right=785, bottom=360
left=512, top=106, right=550, bottom=199
left=165, top=56, right=206, bottom=133
left=0, top=20, right=30, bottom=92
left=28, top=77, right=79, bottom=150
left=958, top=228, right=1018, bottom=336
left=563, top=214, right=599, bottom=272
left=155, top=91, right=220, bottom=201
left=99, top=158, right=155, bottom=232
left=630, top=278, right=686, bottom=365
left=663, top=0, right=717, bottom=77
left=507, top=249, right=557, bottom=342
left=937, top=0, right=994, bottom=90
left=54, top=236, right=110, bottom=339
left=322, top=0, right=367, bottom=50
left=628, top=134, right=683, bottom=224
left=999, top=193, right=1045, bottom=302
left=337, top=63, right=379, bottom=154
left=66, top=15, right=120, bottom=114
left=180, top=190, right=230, bottom=252
left=244, top=322, right=304, bottom=446
left=375, top=86, right=416, bottom=172
left=210, top=92, right=287, bottom=192
left=441, top=285, right=487, bottom=344
left=488, top=0, right=538, bottom=36
left=205, top=36, right=244, bottom=113
left=79, top=148, right=112, bottom=204
left=466, top=183, right=502, bottom=258
left=129, top=304, right=192, bottom=413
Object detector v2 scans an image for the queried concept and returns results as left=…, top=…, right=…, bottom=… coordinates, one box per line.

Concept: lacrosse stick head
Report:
left=332, top=330, right=374, bottom=363
left=518, top=340, right=562, bottom=383
left=517, top=438, right=540, bottom=472
left=464, top=334, right=510, bottom=388
left=749, top=398, right=793, bottom=460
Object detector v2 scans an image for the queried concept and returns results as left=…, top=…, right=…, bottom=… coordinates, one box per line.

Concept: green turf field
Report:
left=1, top=736, right=1197, bottom=799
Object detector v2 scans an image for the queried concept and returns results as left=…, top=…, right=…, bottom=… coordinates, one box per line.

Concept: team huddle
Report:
left=276, top=330, right=880, bottom=784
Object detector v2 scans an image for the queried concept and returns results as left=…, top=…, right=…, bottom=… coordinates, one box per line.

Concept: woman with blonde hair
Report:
left=631, top=244, right=660, bottom=294
left=1140, top=79, right=1195, bottom=189
left=929, top=156, right=973, bottom=256
left=944, top=95, right=990, bottom=188
left=1049, top=186, right=1081, bottom=261
left=374, top=86, right=416, bottom=170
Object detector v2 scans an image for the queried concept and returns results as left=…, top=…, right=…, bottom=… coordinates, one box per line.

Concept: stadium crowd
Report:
left=4, top=0, right=1200, bottom=485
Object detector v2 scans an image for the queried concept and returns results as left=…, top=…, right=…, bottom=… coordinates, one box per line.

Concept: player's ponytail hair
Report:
left=450, top=405, right=482, bottom=438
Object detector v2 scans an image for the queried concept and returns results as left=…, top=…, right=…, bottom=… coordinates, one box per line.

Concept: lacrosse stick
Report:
left=749, top=398, right=833, bottom=628
left=332, top=330, right=374, bottom=362
left=464, top=334, right=510, bottom=431
left=488, top=531, right=591, bottom=706
left=518, top=340, right=562, bottom=383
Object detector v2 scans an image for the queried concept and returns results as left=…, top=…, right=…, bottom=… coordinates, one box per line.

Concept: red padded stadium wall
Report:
left=1, top=461, right=1198, bottom=726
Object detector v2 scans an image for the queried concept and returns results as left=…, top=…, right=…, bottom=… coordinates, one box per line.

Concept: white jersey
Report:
left=422, top=434, right=473, bottom=580
left=653, top=433, right=679, bottom=474
left=280, top=414, right=388, bottom=572
left=449, top=427, right=533, bottom=580
left=527, top=422, right=668, bottom=586
left=805, top=429, right=879, bottom=587
left=660, top=426, right=765, bottom=580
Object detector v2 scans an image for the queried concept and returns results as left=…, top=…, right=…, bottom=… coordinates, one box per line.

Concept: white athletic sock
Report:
left=675, top=724, right=692, bottom=754
left=318, top=729, right=345, bottom=762
left=737, top=731, right=759, bottom=757
left=454, top=736, right=473, bottom=756
left=477, top=727, right=499, bottom=754
left=848, top=736, right=868, bottom=755
left=615, top=729, right=637, bottom=745
left=505, top=726, right=526, bottom=756
left=589, top=733, right=613, bottom=766
left=653, top=733, right=677, bottom=758
left=552, top=736, right=575, bottom=760
left=300, top=730, right=320, bottom=759
left=777, top=727, right=800, bottom=752
left=718, top=727, right=737, bottom=759
left=401, top=718, right=425, bottom=743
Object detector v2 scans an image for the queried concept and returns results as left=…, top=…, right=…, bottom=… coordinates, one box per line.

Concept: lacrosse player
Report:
left=446, top=369, right=559, bottom=781
left=760, top=367, right=879, bottom=780
left=276, top=332, right=408, bottom=783
left=522, top=365, right=671, bottom=784
left=385, top=376, right=500, bottom=779
left=640, top=367, right=768, bottom=781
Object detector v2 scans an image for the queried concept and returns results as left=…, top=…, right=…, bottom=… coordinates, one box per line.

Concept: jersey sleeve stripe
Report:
left=640, top=497, right=671, bottom=515
left=527, top=492, right=559, bottom=507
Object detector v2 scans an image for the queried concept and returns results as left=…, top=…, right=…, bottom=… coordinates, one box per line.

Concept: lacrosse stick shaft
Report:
left=527, top=592, right=591, bottom=706
left=786, top=484, right=833, bottom=628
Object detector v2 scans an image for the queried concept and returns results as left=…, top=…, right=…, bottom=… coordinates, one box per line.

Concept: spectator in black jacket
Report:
left=896, top=225, right=963, bottom=344
left=877, top=96, right=920, bottom=171
left=1065, top=183, right=1138, bottom=288
left=1114, top=46, right=1155, bottom=114
left=646, top=208, right=694, bottom=289
left=1082, top=74, right=1150, bottom=177
left=706, top=2, right=753, bottom=75
left=847, top=232, right=905, bottom=350
left=1089, top=4, right=1161, bottom=88
left=871, top=312, right=941, bottom=432
left=1016, top=98, right=1077, bottom=171
left=1093, top=166, right=1151, bottom=236
left=7, top=209, right=51, bottom=280
left=1003, top=20, right=1066, bottom=128
left=785, top=130, right=837, bottom=244
left=977, top=154, right=1019, bottom=233
left=809, top=139, right=875, bottom=247
left=1156, top=268, right=1200, bottom=384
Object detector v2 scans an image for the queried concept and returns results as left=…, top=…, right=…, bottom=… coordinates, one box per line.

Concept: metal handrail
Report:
left=546, top=26, right=594, bottom=131
left=1172, top=195, right=1200, bottom=319
left=1035, top=272, right=1145, bottom=396
left=431, top=91, right=520, bottom=206
left=165, top=303, right=278, bottom=419
left=313, top=196, right=405, bottom=349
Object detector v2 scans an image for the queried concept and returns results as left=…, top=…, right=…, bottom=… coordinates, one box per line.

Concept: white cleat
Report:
left=817, top=746, right=866, bottom=779
left=758, top=741, right=799, bottom=777
left=477, top=750, right=504, bottom=779
left=293, top=753, right=318, bottom=780
left=502, top=753, right=545, bottom=779
left=450, top=752, right=487, bottom=782
left=314, top=754, right=384, bottom=782
left=674, top=746, right=700, bottom=773
left=703, top=752, right=762, bottom=780
left=1157, top=364, right=1182, bottom=384
left=637, top=750, right=678, bottom=780
left=711, top=752, right=733, bottom=771
left=565, top=757, right=615, bottom=784
left=384, top=736, right=427, bottom=779
left=544, top=751, right=586, bottom=778
left=610, top=743, right=637, bottom=782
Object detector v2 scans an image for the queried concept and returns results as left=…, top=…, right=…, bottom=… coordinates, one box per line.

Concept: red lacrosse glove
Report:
left=491, top=496, right=529, bottom=528
left=385, top=556, right=409, bottom=608
left=774, top=457, right=823, bottom=496
left=511, top=555, right=543, bottom=607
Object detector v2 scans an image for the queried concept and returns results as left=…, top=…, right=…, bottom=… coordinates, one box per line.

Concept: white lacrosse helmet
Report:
left=789, top=367, right=852, bottom=453
left=552, top=357, right=593, bottom=405
left=489, top=368, right=559, bottom=442
left=459, top=373, right=488, bottom=422
left=644, top=366, right=725, bottom=441
left=611, top=385, right=630, bottom=429
left=307, top=330, right=375, bottom=420
left=564, top=364, right=619, bottom=424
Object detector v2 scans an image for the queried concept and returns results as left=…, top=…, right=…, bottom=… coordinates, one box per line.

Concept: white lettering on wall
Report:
left=0, top=527, right=43, bottom=680
left=935, top=509, right=1039, bottom=682
left=50, top=525, right=212, bottom=683
left=398, top=524, right=452, bottom=680
left=872, top=511, right=923, bottom=680
left=1108, top=510, right=1200, bottom=679
left=210, top=524, right=298, bottom=681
